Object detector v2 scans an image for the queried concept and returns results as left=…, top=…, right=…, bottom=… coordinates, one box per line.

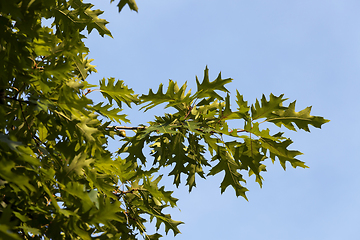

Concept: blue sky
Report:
left=84, top=0, right=360, bottom=239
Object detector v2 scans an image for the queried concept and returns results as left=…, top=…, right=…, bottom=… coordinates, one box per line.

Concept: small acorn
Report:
left=118, top=130, right=126, bottom=137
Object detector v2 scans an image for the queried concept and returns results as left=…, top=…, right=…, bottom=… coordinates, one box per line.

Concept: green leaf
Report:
left=72, top=54, right=92, bottom=80
left=140, top=80, right=190, bottom=112
left=208, top=147, right=248, bottom=199
left=65, top=153, right=94, bottom=176
left=90, top=195, right=125, bottom=223
left=154, top=213, right=183, bottom=236
left=259, top=138, right=306, bottom=169
left=37, top=122, right=48, bottom=142
left=142, top=118, right=180, bottom=136
left=0, top=134, right=40, bottom=166
left=92, top=102, right=130, bottom=124
left=146, top=233, right=163, bottom=240
left=71, top=112, right=99, bottom=142
left=195, top=66, right=232, bottom=100
left=251, top=93, right=288, bottom=120
left=231, top=140, right=267, bottom=187
left=119, top=133, right=148, bottom=164
left=114, top=0, right=139, bottom=12
left=182, top=121, right=205, bottom=135
left=168, top=134, right=193, bottom=187
left=235, top=90, right=251, bottom=120
left=83, top=7, right=113, bottom=37
left=204, top=133, right=221, bottom=155
left=267, top=101, right=330, bottom=132
left=245, top=122, right=283, bottom=142
left=88, top=190, right=100, bottom=209
left=142, top=176, right=178, bottom=208
left=220, top=94, right=239, bottom=120
left=100, top=78, right=139, bottom=108
left=96, top=156, right=137, bottom=183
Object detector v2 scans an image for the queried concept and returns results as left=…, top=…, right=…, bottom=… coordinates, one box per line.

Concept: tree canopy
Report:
left=0, top=0, right=329, bottom=239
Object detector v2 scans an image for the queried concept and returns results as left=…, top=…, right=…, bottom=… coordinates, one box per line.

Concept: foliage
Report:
left=0, top=0, right=329, bottom=239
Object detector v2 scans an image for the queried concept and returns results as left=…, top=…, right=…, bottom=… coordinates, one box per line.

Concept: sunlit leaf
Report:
left=267, top=101, right=330, bottom=132
left=100, top=77, right=139, bottom=108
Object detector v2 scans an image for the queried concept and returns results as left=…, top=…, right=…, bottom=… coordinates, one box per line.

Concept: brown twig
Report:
left=184, top=106, right=193, bottom=120
left=108, top=126, right=146, bottom=130
left=84, top=88, right=100, bottom=96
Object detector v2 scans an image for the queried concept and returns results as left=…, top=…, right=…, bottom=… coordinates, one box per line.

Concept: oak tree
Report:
left=0, top=0, right=329, bottom=239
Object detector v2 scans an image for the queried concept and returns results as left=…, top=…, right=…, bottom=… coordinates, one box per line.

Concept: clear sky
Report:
left=84, top=0, right=360, bottom=239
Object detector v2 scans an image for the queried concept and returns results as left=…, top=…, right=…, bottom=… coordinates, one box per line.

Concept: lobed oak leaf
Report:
left=260, top=138, right=306, bottom=170
left=140, top=80, right=191, bottom=112
left=267, top=101, right=330, bottom=132
left=114, top=0, right=139, bottom=12
left=195, top=66, right=232, bottom=100
left=92, top=102, right=130, bottom=124
left=83, top=7, right=113, bottom=37
left=208, top=148, right=248, bottom=199
left=100, top=77, right=139, bottom=108
left=251, top=93, right=287, bottom=120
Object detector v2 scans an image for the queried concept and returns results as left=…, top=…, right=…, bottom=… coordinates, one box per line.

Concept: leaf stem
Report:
left=84, top=88, right=100, bottom=96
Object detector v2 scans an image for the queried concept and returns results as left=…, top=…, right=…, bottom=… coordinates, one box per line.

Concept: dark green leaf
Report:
left=114, top=0, right=139, bottom=12
left=208, top=147, right=248, bottom=199
left=195, top=66, right=232, bottom=100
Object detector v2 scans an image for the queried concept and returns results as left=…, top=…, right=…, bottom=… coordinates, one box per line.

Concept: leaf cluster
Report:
left=122, top=67, right=329, bottom=199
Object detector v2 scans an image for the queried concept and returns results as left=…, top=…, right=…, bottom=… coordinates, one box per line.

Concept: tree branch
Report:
left=108, top=126, right=146, bottom=130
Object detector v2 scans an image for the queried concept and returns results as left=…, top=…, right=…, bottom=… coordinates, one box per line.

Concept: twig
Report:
left=236, top=129, right=246, bottom=133
left=84, top=88, right=100, bottom=96
left=184, top=106, right=193, bottom=120
left=108, top=126, right=146, bottom=130
left=184, top=99, right=199, bottom=120
left=7, top=97, right=33, bottom=105
left=18, top=97, right=44, bottom=155
left=113, top=188, right=139, bottom=197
